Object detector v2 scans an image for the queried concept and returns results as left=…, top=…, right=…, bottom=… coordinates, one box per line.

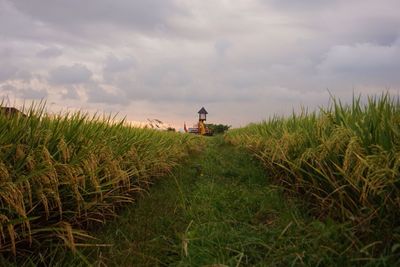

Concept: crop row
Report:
left=0, top=105, right=201, bottom=258
left=225, top=94, right=400, bottom=257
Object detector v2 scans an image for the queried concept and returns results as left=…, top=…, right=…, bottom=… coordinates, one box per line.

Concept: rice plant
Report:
left=225, top=94, right=400, bottom=257
left=0, top=103, right=202, bottom=260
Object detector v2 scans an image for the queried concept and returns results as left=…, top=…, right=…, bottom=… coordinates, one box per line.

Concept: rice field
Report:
left=2, top=95, right=400, bottom=264
left=225, top=94, right=400, bottom=257
left=0, top=104, right=202, bottom=260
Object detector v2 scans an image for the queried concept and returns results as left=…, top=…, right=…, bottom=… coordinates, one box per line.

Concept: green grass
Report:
left=45, top=136, right=395, bottom=266
left=225, top=94, right=400, bottom=263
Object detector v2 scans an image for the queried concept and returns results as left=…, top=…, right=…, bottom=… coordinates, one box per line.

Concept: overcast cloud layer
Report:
left=1, top=0, right=399, bottom=127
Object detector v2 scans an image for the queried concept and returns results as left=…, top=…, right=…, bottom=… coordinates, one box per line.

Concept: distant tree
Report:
left=206, top=123, right=231, bottom=134
left=167, top=127, right=176, bottom=132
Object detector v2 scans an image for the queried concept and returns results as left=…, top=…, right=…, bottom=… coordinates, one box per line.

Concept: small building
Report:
left=0, top=107, right=26, bottom=117
left=198, top=107, right=208, bottom=122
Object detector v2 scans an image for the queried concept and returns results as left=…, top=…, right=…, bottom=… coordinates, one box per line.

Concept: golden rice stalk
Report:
left=25, top=154, right=36, bottom=171
left=343, top=137, right=364, bottom=172
left=0, top=162, right=9, bottom=182
left=0, top=182, right=26, bottom=218
left=23, top=180, right=33, bottom=209
left=57, top=138, right=70, bottom=163
left=57, top=221, right=76, bottom=253
left=41, top=146, right=53, bottom=165
left=7, top=222, right=16, bottom=256
left=15, top=144, right=26, bottom=161
left=0, top=214, right=9, bottom=249
left=39, top=192, right=50, bottom=220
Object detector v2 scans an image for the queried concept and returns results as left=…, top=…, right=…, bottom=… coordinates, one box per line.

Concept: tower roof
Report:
left=198, top=107, right=208, bottom=114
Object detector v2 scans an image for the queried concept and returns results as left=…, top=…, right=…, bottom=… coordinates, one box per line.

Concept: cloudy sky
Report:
left=1, top=0, right=400, bottom=127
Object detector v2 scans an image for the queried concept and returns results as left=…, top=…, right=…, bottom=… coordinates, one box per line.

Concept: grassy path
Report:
left=63, top=137, right=357, bottom=266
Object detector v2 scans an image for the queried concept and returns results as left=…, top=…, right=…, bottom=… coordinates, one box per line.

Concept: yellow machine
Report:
left=198, top=120, right=206, bottom=135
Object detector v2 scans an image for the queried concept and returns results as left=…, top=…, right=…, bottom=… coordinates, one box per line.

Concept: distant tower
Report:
left=198, top=107, right=208, bottom=135
left=198, top=107, right=208, bottom=122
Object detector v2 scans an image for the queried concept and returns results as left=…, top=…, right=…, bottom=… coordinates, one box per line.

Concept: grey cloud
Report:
left=120, top=74, right=256, bottom=104
left=15, top=70, right=32, bottom=81
left=328, top=16, right=400, bottom=47
left=18, top=88, right=48, bottom=99
left=49, top=64, right=92, bottom=85
left=102, top=63, right=194, bottom=103
left=104, top=55, right=135, bottom=73
left=1, top=84, right=48, bottom=99
left=111, top=64, right=212, bottom=103
left=37, top=47, right=62, bottom=58
left=317, top=43, right=400, bottom=84
left=62, top=87, right=80, bottom=100
left=0, top=1, right=73, bottom=48
left=227, top=69, right=271, bottom=89
left=0, top=67, right=18, bottom=81
left=1, top=0, right=400, bottom=127
left=0, top=1, right=39, bottom=40
left=126, top=88, right=237, bottom=103
left=143, top=65, right=192, bottom=88
left=214, top=39, right=232, bottom=57
left=86, top=85, right=130, bottom=105
left=0, top=84, right=15, bottom=92
left=267, top=0, right=334, bottom=10
left=263, top=0, right=400, bottom=46
left=0, top=46, right=13, bottom=60
left=352, top=18, right=400, bottom=46
left=10, top=0, right=181, bottom=32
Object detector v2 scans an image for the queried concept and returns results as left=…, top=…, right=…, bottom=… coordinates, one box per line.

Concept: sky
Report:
left=1, top=0, right=400, bottom=128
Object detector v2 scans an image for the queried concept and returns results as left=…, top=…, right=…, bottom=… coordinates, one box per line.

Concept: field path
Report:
left=68, top=137, right=343, bottom=266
